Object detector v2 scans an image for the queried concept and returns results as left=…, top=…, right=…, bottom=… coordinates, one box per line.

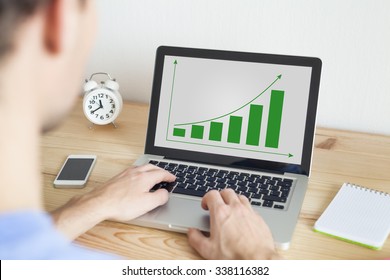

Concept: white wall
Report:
left=86, top=0, right=390, bottom=135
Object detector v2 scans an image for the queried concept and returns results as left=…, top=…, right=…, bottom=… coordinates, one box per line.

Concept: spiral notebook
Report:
left=314, top=183, right=390, bottom=250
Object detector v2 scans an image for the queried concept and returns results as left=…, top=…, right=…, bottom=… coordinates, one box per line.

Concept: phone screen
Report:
left=57, top=158, right=95, bottom=180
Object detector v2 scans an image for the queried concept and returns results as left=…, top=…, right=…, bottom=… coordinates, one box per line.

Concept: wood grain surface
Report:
left=41, top=100, right=390, bottom=259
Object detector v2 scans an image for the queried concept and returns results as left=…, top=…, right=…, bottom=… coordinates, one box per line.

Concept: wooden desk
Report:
left=41, top=100, right=390, bottom=259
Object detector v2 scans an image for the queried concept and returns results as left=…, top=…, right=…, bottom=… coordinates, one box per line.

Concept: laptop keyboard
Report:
left=149, top=160, right=294, bottom=210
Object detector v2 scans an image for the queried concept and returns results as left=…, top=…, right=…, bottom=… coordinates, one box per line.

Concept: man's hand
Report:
left=187, top=189, right=281, bottom=260
left=51, top=164, right=175, bottom=240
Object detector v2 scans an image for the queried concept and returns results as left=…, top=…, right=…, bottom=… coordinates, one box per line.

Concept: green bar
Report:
left=246, top=104, right=263, bottom=146
left=227, top=116, right=242, bottom=144
left=173, top=128, right=186, bottom=137
left=209, top=122, right=223, bottom=141
left=265, top=90, right=285, bottom=148
left=191, top=125, right=204, bottom=139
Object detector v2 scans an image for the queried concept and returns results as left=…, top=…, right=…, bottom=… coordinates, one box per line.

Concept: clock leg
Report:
left=111, top=121, right=118, bottom=129
left=88, top=123, right=95, bottom=130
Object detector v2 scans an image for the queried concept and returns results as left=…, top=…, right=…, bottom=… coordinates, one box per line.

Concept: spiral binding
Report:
left=345, top=182, right=390, bottom=197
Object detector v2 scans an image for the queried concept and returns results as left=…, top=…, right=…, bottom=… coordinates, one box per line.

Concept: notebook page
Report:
left=314, top=183, right=390, bottom=248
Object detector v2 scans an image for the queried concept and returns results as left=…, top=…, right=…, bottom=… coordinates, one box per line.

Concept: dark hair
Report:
left=0, top=0, right=52, bottom=58
left=0, top=0, right=85, bottom=59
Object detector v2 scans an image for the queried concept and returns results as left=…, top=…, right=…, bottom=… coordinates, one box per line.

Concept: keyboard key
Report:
left=259, top=189, right=269, bottom=195
left=149, top=160, right=158, bottom=165
left=186, top=174, right=196, bottom=179
left=237, top=181, right=247, bottom=187
left=216, top=177, right=227, bottom=183
left=262, top=195, right=287, bottom=203
left=267, top=179, right=277, bottom=185
left=176, top=183, right=187, bottom=189
left=227, top=179, right=237, bottom=185
left=196, top=170, right=206, bottom=176
left=251, top=193, right=262, bottom=199
left=206, top=182, right=216, bottom=188
left=194, top=179, right=205, bottom=185
left=247, top=176, right=257, bottom=183
left=281, top=190, right=290, bottom=197
left=236, top=175, right=246, bottom=181
left=176, top=177, right=185, bottom=183
left=206, top=177, right=216, bottom=182
left=216, top=171, right=228, bottom=177
left=274, top=205, right=285, bottom=210
left=263, top=200, right=274, bottom=207
left=173, top=187, right=205, bottom=197
left=216, top=183, right=227, bottom=189
left=248, top=187, right=259, bottom=193
left=270, top=190, right=281, bottom=196
left=279, top=181, right=292, bottom=188
left=185, top=179, right=196, bottom=185
left=251, top=201, right=261, bottom=206
left=269, top=185, right=280, bottom=191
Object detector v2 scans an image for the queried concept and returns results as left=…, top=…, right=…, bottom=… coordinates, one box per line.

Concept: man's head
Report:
left=0, top=0, right=96, bottom=131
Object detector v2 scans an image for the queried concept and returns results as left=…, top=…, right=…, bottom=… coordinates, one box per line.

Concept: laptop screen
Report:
left=146, top=47, right=321, bottom=176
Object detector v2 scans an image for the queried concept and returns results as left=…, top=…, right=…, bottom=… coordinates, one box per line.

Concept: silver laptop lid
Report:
left=145, top=46, right=321, bottom=176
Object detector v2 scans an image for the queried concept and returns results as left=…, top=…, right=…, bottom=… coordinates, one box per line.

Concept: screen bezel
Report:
left=145, top=46, right=321, bottom=176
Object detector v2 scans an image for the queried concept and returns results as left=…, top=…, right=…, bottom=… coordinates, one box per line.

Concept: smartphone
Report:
left=53, top=155, right=97, bottom=188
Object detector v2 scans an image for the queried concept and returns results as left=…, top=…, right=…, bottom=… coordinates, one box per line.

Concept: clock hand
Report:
left=91, top=105, right=102, bottom=114
left=99, top=100, right=103, bottom=109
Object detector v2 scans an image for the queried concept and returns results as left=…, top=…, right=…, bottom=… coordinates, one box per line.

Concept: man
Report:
left=0, top=0, right=280, bottom=260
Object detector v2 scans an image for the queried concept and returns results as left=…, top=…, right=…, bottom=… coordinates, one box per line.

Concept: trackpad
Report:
left=156, top=196, right=210, bottom=232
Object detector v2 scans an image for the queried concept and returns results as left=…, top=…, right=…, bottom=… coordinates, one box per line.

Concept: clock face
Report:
left=83, top=88, right=121, bottom=125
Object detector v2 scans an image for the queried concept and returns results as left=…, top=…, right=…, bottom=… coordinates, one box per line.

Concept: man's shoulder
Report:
left=0, top=210, right=115, bottom=260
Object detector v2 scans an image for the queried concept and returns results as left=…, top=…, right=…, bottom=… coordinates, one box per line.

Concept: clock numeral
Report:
left=110, top=110, right=114, bottom=114
left=112, top=104, right=116, bottom=109
left=100, top=115, right=104, bottom=120
left=98, top=93, right=104, bottom=98
left=95, top=114, right=99, bottom=118
left=110, top=99, right=114, bottom=103
left=106, top=114, right=110, bottom=119
left=89, top=100, right=95, bottom=104
left=93, top=96, right=97, bottom=100
left=88, top=105, right=92, bottom=109
left=90, top=111, right=94, bottom=115
left=106, top=94, right=109, bottom=99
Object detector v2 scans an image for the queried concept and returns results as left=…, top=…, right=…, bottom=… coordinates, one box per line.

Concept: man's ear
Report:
left=44, top=0, right=63, bottom=54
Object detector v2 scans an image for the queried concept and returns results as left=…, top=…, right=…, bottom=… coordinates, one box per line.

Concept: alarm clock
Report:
left=83, top=72, right=123, bottom=128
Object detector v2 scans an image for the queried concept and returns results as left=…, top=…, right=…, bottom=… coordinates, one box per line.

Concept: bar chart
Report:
left=171, top=89, right=285, bottom=149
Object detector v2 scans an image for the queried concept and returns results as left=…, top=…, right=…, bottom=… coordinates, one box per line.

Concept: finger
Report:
left=148, top=188, right=169, bottom=207
left=219, top=188, right=240, bottom=205
left=128, top=189, right=169, bottom=220
left=187, top=228, right=211, bottom=259
left=201, top=190, right=225, bottom=211
left=238, top=194, right=252, bottom=209
left=143, top=169, right=176, bottom=190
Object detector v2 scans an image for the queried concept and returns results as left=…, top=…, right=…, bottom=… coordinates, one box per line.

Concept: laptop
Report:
left=133, top=46, right=322, bottom=250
